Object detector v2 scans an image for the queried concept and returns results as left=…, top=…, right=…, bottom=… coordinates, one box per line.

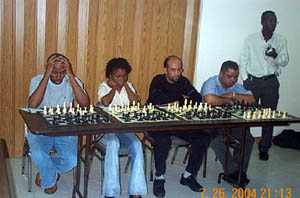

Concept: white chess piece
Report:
left=89, top=105, right=94, bottom=113
left=56, top=104, right=61, bottom=114
left=43, top=106, right=47, bottom=115
left=283, top=112, right=287, bottom=118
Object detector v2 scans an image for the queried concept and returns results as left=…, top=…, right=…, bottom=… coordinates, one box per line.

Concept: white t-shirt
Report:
left=29, top=74, right=85, bottom=108
left=97, top=81, right=136, bottom=106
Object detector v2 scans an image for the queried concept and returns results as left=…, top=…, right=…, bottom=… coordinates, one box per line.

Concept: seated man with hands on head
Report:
left=27, top=53, right=90, bottom=194
left=200, top=60, right=255, bottom=187
left=147, top=55, right=210, bottom=198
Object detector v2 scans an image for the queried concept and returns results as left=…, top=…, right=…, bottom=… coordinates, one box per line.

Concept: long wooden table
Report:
left=19, top=106, right=300, bottom=198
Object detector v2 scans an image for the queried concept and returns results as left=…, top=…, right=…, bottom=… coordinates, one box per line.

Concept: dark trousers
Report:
left=149, top=130, right=210, bottom=177
left=209, top=128, right=254, bottom=174
left=243, top=76, right=280, bottom=152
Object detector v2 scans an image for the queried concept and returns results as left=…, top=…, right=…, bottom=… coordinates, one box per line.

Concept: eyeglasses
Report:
left=168, top=68, right=184, bottom=73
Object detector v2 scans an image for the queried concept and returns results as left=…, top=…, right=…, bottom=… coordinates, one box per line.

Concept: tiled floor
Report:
left=6, top=143, right=300, bottom=198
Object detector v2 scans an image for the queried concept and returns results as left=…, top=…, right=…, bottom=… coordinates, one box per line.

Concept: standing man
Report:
left=201, top=60, right=255, bottom=187
left=239, top=10, right=289, bottom=160
left=147, top=55, right=210, bottom=197
left=27, top=53, right=90, bottom=194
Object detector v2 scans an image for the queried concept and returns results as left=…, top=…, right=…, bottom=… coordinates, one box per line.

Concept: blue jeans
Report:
left=99, top=133, right=147, bottom=197
left=27, top=132, right=78, bottom=188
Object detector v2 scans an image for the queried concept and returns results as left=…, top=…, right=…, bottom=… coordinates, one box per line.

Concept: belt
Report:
left=248, top=74, right=276, bottom=81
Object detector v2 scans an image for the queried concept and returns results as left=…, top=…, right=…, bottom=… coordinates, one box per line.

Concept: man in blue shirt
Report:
left=27, top=53, right=90, bottom=194
left=201, top=60, right=255, bottom=187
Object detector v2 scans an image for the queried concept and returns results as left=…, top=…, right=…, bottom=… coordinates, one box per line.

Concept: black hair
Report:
left=261, top=10, right=276, bottom=22
left=46, top=53, right=71, bottom=65
left=163, top=55, right=183, bottom=68
left=105, top=57, right=132, bottom=78
left=220, top=60, right=239, bottom=73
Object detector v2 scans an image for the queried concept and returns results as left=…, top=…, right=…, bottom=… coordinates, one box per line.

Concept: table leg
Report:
left=72, top=135, right=83, bottom=198
left=83, top=135, right=92, bottom=198
left=237, top=127, right=246, bottom=186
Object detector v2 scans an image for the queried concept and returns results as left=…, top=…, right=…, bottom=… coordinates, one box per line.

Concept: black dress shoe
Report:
left=223, top=171, right=250, bottom=188
left=259, top=151, right=269, bottom=160
left=180, top=174, right=203, bottom=192
left=153, top=179, right=165, bottom=197
left=104, top=196, right=114, bottom=198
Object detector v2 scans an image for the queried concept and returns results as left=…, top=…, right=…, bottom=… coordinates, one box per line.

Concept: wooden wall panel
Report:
left=0, top=0, right=201, bottom=157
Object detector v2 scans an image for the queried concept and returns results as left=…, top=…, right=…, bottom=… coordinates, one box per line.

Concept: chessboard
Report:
left=100, top=102, right=179, bottom=123
left=39, top=104, right=111, bottom=127
left=162, top=100, right=236, bottom=121
left=216, top=103, right=290, bottom=120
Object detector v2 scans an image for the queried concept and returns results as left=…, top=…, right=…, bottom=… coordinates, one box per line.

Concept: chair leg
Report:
left=28, top=156, right=32, bottom=192
left=202, top=150, right=207, bottom=178
left=150, top=150, right=154, bottom=182
left=171, top=147, right=179, bottom=165
left=100, top=159, right=104, bottom=194
left=21, top=151, right=26, bottom=175
left=183, top=146, right=191, bottom=164
left=124, top=156, right=131, bottom=173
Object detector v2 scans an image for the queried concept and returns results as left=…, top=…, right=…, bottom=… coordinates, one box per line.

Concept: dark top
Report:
left=147, top=74, right=202, bottom=106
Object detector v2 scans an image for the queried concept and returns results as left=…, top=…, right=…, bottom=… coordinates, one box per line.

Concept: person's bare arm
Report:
left=204, top=94, right=234, bottom=106
left=62, top=57, right=90, bottom=107
left=28, top=56, right=56, bottom=108
left=124, top=83, right=140, bottom=104
left=222, top=92, right=255, bottom=105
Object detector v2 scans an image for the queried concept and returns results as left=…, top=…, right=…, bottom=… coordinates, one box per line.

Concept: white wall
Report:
left=194, top=0, right=300, bottom=136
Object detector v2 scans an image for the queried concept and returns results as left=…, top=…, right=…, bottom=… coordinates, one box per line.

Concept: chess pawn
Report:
left=247, top=111, right=251, bottom=119
left=62, top=106, right=67, bottom=114
left=48, top=106, right=52, bottom=115
left=43, top=106, right=47, bottom=115
left=89, top=105, right=94, bottom=113
left=132, top=100, right=136, bottom=107
left=283, top=112, right=287, bottom=118
left=257, top=112, right=262, bottom=119
left=252, top=112, right=257, bottom=119
left=277, top=111, right=281, bottom=117
left=243, top=111, right=247, bottom=119
left=56, top=104, right=61, bottom=115
left=108, top=104, right=112, bottom=112
left=184, top=98, right=188, bottom=106
left=167, top=103, right=171, bottom=111
left=137, top=102, right=140, bottom=109
left=76, top=103, right=80, bottom=110
left=69, top=102, right=73, bottom=109
left=272, top=110, right=276, bottom=119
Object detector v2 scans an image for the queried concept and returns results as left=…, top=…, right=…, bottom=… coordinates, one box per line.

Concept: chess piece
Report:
left=43, top=106, right=47, bottom=115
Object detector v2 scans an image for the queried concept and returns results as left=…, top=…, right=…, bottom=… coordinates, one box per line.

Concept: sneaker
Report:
left=153, top=179, right=165, bottom=197
left=180, top=174, right=203, bottom=192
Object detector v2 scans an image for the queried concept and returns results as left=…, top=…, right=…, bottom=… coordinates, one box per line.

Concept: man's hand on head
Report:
left=45, top=55, right=57, bottom=77
left=59, top=56, right=73, bottom=77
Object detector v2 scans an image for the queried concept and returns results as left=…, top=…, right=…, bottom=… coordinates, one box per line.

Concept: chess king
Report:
left=201, top=60, right=255, bottom=187
left=27, top=53, right=90, bottom=194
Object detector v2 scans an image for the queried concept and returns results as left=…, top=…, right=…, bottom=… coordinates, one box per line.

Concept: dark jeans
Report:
left=243, top=76, right=280, bottom=152
left=149, top=130, right=210, bottom=177
left=209, top=128, right=254, bottom=174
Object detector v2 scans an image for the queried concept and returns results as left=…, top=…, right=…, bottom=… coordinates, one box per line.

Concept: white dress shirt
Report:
left=239, top=31, right=289, bottom=81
